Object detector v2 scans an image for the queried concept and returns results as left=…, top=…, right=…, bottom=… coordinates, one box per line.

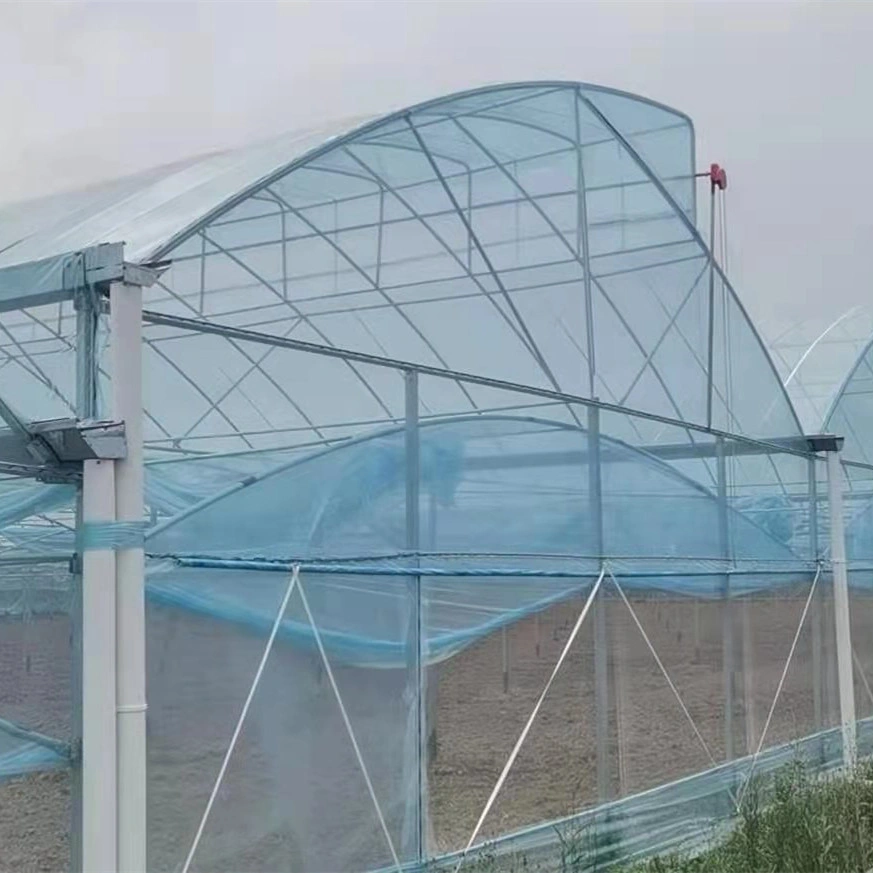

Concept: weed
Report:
left=446, top=761, right=873, bottom=873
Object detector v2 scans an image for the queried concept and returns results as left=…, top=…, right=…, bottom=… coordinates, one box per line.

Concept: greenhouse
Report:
left=0, top=80, right=869, bottom=872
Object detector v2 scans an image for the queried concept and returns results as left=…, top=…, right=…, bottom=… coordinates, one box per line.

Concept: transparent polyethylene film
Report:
left=143, top=370, right=818, bottom=674
left=846, top=441, right=873, bottom=723
left=850, top=577, right=873, bottom=725
left=764, top=309, right=873, bottom=437
left=843, top=460, right=873, bottom=566
left=145, top=565, right=836, bottom=870
left=146, top=569, right=416, bottom=872
left=827, top=335, right=873, bottom=466
left=0, top=558, right=73, bottom=872
left=0, top=80, right=849, bottom=873
left=140, top=370, right=825, bottom=869
left=422, top=568, right=833, bottom=860
left=0, top=482, right=76, bottom=868
left=0, top=300, right=89, bottom=425
left=125, top=82, right=799, bottom=457
left=0, top=480, right=74, bottom=560
left=146, top=385, right=811, bottom=563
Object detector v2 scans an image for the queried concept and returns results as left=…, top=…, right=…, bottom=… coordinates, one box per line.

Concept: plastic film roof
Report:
left=763, top=308, right=873, bottom=436
left=764, top=306, right=873, bottom=488
left=0, top=82, right=800, bottom=453
left=0, top=120, right=369, bottom=269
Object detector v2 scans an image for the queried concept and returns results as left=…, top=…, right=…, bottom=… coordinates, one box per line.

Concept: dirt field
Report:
left=2, top=584, right=868, bottom=872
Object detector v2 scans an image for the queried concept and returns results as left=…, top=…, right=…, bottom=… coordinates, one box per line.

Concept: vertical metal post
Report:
left=75, top=291, right=99, bottom=421
left=578, top=100, right=606, bottom=793
left=280, top=207, right=289, bottom=301
left=81, top=458, right=118, bottom=873
left=71, top=290, right=99, bottom=873
left=404, top=369, right=425, bottom=862
left=112, top=281, right=147, bottom=872
left=741, top=600, right=756, bottom=755
left=612, top=618, right=627, bottom=795
left=589, top=405, right=610, bottom=800
left=809, top=457, right=823, bottom=730
left=425, top=489, right=438, bottom=793
left=574, top=91, right=596, bottom=398
left=375, top=188, right=385, bottom=290
left=706, top=184, right=717, bottom=430
left=535, top=614, right=541, bottom=658
left=332, top=200, right=339, bottom=293
left=466, top=170, right=473, bottom=270
left=826, top=448, right=857, bottom=768
left=513, top=160, right=520, bottom=260
left=742, top=459, right=758, bottom=754
left=502, top=627, right=510, bottom=694
left=427, top=491, right=437, bottom=554
left=717, top=436, right=734, bottom=761
left=198, top=234, right=207, bottom=314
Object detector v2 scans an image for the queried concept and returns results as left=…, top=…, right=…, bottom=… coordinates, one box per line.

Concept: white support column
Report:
left=72, top=288, right=100, bottom=873
left=826, top=448, right=857, bottom=768
left=809, top=458, right=824, bottom=733
left=111, top=280, right=147, bottom=872
left=81, top=458, right=117, bottom=873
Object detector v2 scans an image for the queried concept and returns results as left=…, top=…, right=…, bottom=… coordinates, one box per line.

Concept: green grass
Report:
left=624, top=760, right=873, bottom=873
left=459, top=760, right=873, bottom=873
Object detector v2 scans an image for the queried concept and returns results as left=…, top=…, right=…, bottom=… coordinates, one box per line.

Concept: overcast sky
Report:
left=0, top=0, right=871, bottom=326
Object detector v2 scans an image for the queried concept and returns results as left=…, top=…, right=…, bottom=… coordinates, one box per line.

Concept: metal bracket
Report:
left=807, top=434, right=844, bottom=454
left=0, top=418, right=127, bottom=482
left=33, top=419, right=127, bottom=463
left=121, top=261, right=166, bottom=288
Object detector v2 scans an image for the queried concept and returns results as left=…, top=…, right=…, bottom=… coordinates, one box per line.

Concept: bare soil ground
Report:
left=2, top=586, right=867, bottom=872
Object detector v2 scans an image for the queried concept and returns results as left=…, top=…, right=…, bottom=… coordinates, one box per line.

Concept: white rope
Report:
left=736, top=565, right=821, bottom=811
left=181, top=564, right=300, bottom=873
left=453, top=566, right=606, bottom=873
left=608, top=568, right=718, bottom=769
left=295, top=573, right=403, bottom=873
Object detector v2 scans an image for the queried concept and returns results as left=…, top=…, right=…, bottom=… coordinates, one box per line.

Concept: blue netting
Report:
left=143, top=415, right=808, bottom=669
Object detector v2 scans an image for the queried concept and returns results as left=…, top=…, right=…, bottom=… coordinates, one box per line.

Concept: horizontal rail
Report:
left=139, top=308, right=817, bottom=463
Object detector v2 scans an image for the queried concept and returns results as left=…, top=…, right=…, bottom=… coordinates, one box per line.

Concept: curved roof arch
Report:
left=0, top=82, right=695, bottom=271
left=763, top=306, right=873, bottom=435
left=764, top=303, right=873, bottom=468
left=823, top=327, right=873, bottom=466
left=0, top=81, right=801, bottom=454
left=146, top=81, right=700, bottom=264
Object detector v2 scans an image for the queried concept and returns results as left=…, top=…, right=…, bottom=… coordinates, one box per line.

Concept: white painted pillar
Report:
left=809, top=457, right=823, bottom=731
left=111, top=280, right=147, bottom=871
left=826, top=448, right=856, bottom=768
left=81, top=458, right=117, bottom=873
